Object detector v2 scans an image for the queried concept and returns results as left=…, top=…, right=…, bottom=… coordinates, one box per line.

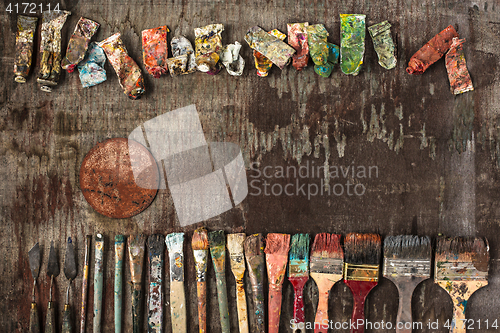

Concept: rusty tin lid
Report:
left=79, top=138, right=159, bottom=218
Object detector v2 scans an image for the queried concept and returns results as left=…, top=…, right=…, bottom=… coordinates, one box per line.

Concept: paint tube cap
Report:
left=196, top=52, right=219, bottom=73
left=40, top=85, right=52, bottom=93
left=14, top=76, right=26, bottom=83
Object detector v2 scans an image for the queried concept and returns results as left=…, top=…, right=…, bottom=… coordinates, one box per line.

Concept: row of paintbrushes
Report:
left=27, top=232, right=489, bottom=333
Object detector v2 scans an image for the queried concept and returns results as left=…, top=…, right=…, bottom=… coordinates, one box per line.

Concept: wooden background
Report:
left=1, top=0, right=499, bottom=332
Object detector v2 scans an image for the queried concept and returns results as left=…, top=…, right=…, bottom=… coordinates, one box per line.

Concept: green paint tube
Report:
left=340, top=14, right=366, bottom=76
left=368, top=21, right=396, bottom=70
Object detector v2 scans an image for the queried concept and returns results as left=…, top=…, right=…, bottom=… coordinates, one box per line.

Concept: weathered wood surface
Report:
left=0, top=0, right=499, bottom=332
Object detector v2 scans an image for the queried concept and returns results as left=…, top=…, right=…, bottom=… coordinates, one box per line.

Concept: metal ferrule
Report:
left=310, top=257, right=343, bottom=275
left=383, top=258, right=431, bottom=278
left=435, top=262, right=488, bottom=281
left=193, top=250, right=207, bottom=281
left=288, top=259, right=309, bottom=276
left=343, top=263, right=379, bottom=281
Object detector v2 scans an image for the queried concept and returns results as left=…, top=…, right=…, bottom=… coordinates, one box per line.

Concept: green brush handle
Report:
left=45, top=301, right=56, bottom=333
left=215, top=272, right=230, bottom=333
left=61, top=304, right=71, bottom=333
left=131, top=282, right=142, bottom=333
left=29, top=302, right=40, bottom=333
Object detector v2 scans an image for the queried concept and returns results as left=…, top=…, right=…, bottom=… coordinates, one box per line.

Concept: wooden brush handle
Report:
left=61, top=304, right=71, bottom=333
left=236, top=281, right=249, bottom=333
left=314, top=283, right=334, bottom=333
left=345, top=280, right=378, bottom=333
left=131, top=283, right=142, bottom=333
left=268, top=285, right=284, bottom=333
left=215, top=273, right=230, bottom=333
left=170, top=280, right=187, bottom=333
left=196, top=281, right=207, bottom=333
left=250, top=284, right=266, bottom=333
left=289, top=277, right=308, bottom=332
left=29, top=302, right=40, bottom=333
left=45, top=301, right=56, bottom=333
left=392, top=278, right=425, bottom=333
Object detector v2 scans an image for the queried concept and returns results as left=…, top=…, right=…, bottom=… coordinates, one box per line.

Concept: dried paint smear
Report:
left=142, top=26, right=169, bottom=78
left=13, top=15, right=38, bottom=83
left=252, top=29, right=286, bottom=77
left=221, top=41, right=245, bottom=76
left=368, top=21, right=396, bottom=70
left=61, top=17, right=100, bottom=73
left=245, top=26, right=295, bottom=70
left=445, top=37, right=474, bottom=95
left=340, top=14, right=366, bottom=76
left=195, top=24, right=224, bottom=74
left=77, top=42, right=107, bottom=88
left=287, top=23, right=309, bottom=71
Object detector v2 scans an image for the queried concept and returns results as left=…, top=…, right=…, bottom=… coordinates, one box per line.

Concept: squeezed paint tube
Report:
left=37, top=10, right=71, bottom=92
left=167, top=36, right=197, bottom=77
left=61, top=17, right=100, bottom=73
left=252, top=29, right=286, bottom=77
left=445, top=37, right=474, bottom=95
left=340, top=14, right=366, bottom=76
left=287, top=23, right=309, bottom=71
left=194, top=24, right=224, bottom=74
left=245, top=26, right=295, bottom=70
left=13, top=15, right=38, bottom=83
left=221, top=41, right=245, bottom=76
left=406, top=25, right=458, bottom=75
left=98, top=33, right=145, bottom=100
left=77, top=42, right=107, bottom=88
left=307, top=25, right=339, bottom=78
left=314, top=43, right=339, bottom=78
left=368, top=21, right=396, bottom=70
left=142, top=25, right=169, bottom=78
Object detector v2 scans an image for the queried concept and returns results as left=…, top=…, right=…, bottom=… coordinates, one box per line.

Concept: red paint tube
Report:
left=13, top=15, right=38, bottom=83
left=61, top=17, right=100, bottom=73
left=445, top=37, right=474, bottom=95
left=142, top=26, right=169, bottom=78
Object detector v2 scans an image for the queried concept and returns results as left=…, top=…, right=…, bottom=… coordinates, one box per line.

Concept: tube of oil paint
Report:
left=167, top=36, right=197, bottom=77
left=98, top=33, right=145, bottom=100
left=340, top=14, right=366, bottom=76
left=61, top=17, right=100, bottom=73
left=37, top=10, right=71, bottom=92
left=245, top=26, right=295, bottom=70
left=220, top=41, right=245, bottom=76
left=307, top=24, right=338, bottom=78
left=287, top=23, right=309, bottom=71
left=445, top=37, right=474, bottom=95
left=77, top=42, right=107, bottom=88
left=251, top=29, right=287, bottom=77
left=368, top=21, right=396, bottom=70
left=13, top=15, right=38, bottom=83
left=194, top=24, right=224, bottom=74
left=142, top=25, right=169, bottom=78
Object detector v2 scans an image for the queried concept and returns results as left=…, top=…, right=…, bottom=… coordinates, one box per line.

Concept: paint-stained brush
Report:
left=79, top=235, right=91, bottom=333
left=435, top=236, right=489, bottom=333
left=209, top=230, right=231, bottom=333
left=310, top=233, right=343, bottom=333
left=383, top=235, right=431, bottom=333
left=28, top=243, right=41, bottom=333
left=128, top=234, right=146, bottom=333
left=166, top=232, right=187, bottom=333
left=244, top=234, right=266, bottom=333
left=147, top=234, right=165, bottom=333
left=343, top=233, right=381, bottom=333
left=192, top=227, right=209, bottom=333
left=114, top=235, right=125, bottom=333
left=265, top=233, right=290, bottom=333
left=227, top=233, right=249, bottom=333
left=62, top=237, right=77, bottom=333
left=288, top=234, right=310, bottom=333
left=94, top=234, right=104, bottom=333
left=45, top=241, right=60, bottom=333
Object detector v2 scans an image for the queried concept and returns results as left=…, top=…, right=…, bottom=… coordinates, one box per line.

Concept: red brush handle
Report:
left=345, top=280, right=378, bottom=333
left=268, top=285, right=284, bottom=333
left=289, top=277, right=308, bottom=330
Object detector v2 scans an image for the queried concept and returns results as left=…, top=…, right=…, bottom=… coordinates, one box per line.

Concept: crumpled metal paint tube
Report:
left=167, top=36, right=197, bottom=77
left=287, top=23, right=309, bottom=71
left=98, top=33, right=145, bottom=100
left=368, top=21, right=396, bottom=70
left=406, top=25, right=458, bottom=75
left=245, top=26, right=295, bottom=70
left=61, top=17, right=100, bottom=73
left=142, top=26, right=169, bottom=78
left=37, top=10, right=71, bottom=92
left=340, top=14, right=366, bottom=76
left=252, top=29, right=286, bottom=77
left=220, top=41, right=245, bottom=76
left=194, top=24, right=224, bottom=75
left=14, top=15, right=38, bottom=83
left=445, top=37, right=474, bottom=95
left=77, top=42, right=107, bottom=88
left=307, top=24, right=339, bottom=78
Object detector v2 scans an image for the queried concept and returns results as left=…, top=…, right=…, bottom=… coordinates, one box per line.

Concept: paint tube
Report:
left=142, top=25, right=169, bottom=78
left=340, top=14, right=366, bottom=76
left=37, top=10, right=71, bottom=92
left=61, top=17, right=100, bottom=73
left=98, top=33, right=145, bottom=100
left=368, top=21, right=396, bottom=70
left=13, top=15, right=38, bottom=83
left=307, top=25, right=338, bottom=78
left=194, top=24, right=224, bottom=74
left=245, top=26, right=295, bottom=70
left=77, top=42, right=107, bottom=88
left=406, top=25, right=458, bottom=75
left=314, top=43, right=339, bottom=78
left=445, top=37, right=474, bottom=95
left=287, top=23, right=309, bottom=71
left=252, top=29, right=286, bottom=77
left=167, top=36, right=197, bottom=77
left=221, top=41, right=245, bottom=76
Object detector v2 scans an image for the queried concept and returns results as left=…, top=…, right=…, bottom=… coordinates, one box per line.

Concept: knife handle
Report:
left=45, top=301, right=56, bottom=333
left=29, top=302, right=40, bottom=333
left=61, top=304, right=71, bottom=333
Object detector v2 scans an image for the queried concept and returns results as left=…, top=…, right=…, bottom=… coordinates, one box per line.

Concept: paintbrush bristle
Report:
left=208, top=230, right=225, bottom=248
left=384, top=235, right=431, bottom=259
left=244, top=234, right=264, bottom=257
left=311, top=233, right=343, bottom=259
left=289, top=234, right=310, bottom=261
left=436, top=236, right=489, bottom=262
left=192, top=227, right=209, bottom=250
left=344, top=233, right=381, bottom=265
left=165, top=232, right=184, bottom=252
left=147, top=234, right=165, bottom=255
left=227, top=233, right=246, bottom=254
left=264, top=233, right=290, bottom=255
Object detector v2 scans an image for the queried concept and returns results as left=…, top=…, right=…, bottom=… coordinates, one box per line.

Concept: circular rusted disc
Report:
left=80, top=138, right=159, bottom=218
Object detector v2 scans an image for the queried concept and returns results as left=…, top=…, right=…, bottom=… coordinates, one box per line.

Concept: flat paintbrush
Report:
left=209, top=230, right=230, bottom=333
left=288, top=234, right=310, bottom=333
left=435, top=236, right=489, bottom=333
left=244, top=234, right=266, bottom=333
left=192, top=227, right=209, bottom=333
left=166, top=232, right=187, bottom=333
left=128, top=234, right=146, bottom=333
left=343, top=233, right=381, bottom=333
left=383, top=235, right=431, bottom=333
left=147, top=234, right=165, bottom=333
left=227, top=233, right=249, bottom=333
left=310, top=233, right=343, bottom=333
left=265, top=233, right=290, bottom=333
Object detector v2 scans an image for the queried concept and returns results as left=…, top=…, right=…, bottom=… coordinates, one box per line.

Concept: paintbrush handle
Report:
left=45, top=301, right=56, bottom=333
left=345, top=280, right=378, bottom=333
left=196, top=280, right=207, bottom=333
left=115, top=236, right=125, bottom=333
left=61, top=304, right=71, bottom=333
left=131, top=282, right=142, bottom=333
left=170, top=280, right=187, bottom=333
left=94, top=237, right=104, bottom=333
left=393, top=278, right=423, bottom=333
left=29, top=302, right=40, bottom=333
left=236, top=281, right=249, bottom=333
left=80, top=236, right=91, bottom=333
left=313, top=283, right=332, bottom=333
left=268, top=284, right=284, bottom=333
left=289, top=277, right=308, bottom=331
left=250, top=284, right=266, bottom=333
left=215, top=273, right=231, bottom=333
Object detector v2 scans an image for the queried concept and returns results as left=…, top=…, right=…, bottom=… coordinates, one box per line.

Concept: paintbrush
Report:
left=288, top=234, right=310, bottom=333
left=45, top=241, right=60, bottom=333
left=244, top=234, right=266, bottom=333
left=435, top=236, right=489, bottom=333
left=28, top=243, right=40, bottom=333
left=128, top=234, right=146, bottom=333
left=94, top=234, right=104, bottom=333
left=114, top=235, right=125, bottom=333
left=383, top=235, right=431, bottom=333
left=79, top=235, right=91, bottom=333
left=265, top=233, right=290, bottom=333
left=227, top=233, right=249, bottom=333
left=192, top=227, right=209, bottom=333
left=209, top=230, right=231, bottom=333
left=147, top=234, right=165, bottom=333
left=166, top=232, right=187, bottom=333
left=310, top=233, right=343, bottom=333
left=343, top=233, right=381, bottom=333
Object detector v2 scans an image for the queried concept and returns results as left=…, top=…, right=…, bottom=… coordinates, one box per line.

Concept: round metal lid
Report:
left=79, top=138, right=159, bottom=218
